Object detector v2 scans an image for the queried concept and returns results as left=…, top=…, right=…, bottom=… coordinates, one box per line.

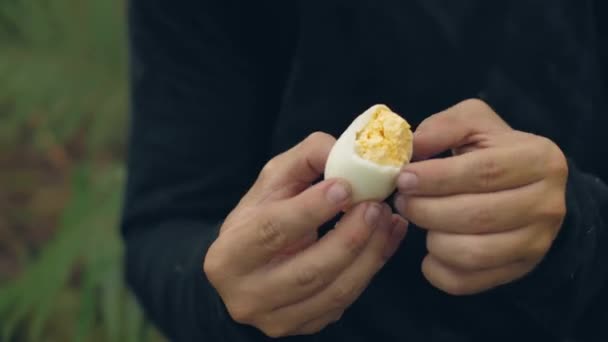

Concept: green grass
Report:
left=0, top=0, right=127, bottom=153
left=0, top=165, right=149, bottom=342
left=0, top=0, right=166, bottom=341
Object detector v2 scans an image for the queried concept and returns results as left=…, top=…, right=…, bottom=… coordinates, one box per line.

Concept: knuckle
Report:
left=441, top=276, right=472, bottom=296
left=475, top=157, right=504, bottom=190
left=540, top=197, right=567, bottom=223
left=305, top=131, right=333, bottom=144
left=300, top=321, right=328, bottom=335
left=544, top=141, right=569, bottom=178
left=203, top=247, right=226, bottom=284
left=298, top=131, right=336, bottom=159
left=342, top=231, right=368, bottom=257
left=260, top=323, right=291, bottom=339
left=462, top=98, right=491, bottom=109
left=203, top=258, right=221, bottom=284
left=295, top=265, right=323, bottom=288
left=297, top=131, right=334, bottom=155
left=257, top=217, right=287, bottom=252
left=459, top=98, right=492, bottom=118
left=527, top=233, right=552, bottom=260
left=459, top=244, right=486, bottom=270
left=332, top=311, right=345, bottom=323
left=436, top=109, right=462, bottom=129
left=226, top=301, right=257, bottom=324
left=307, top=326, right=326, bottom=335
left=299, top=205, right=322, bottom=224
left=469, top=205, right=495, bottom=232
left=260, top=157, right=281, bottom=181
left=422, top=258, right=471, bottom=296
left=331, top=283, right=358, bottom=307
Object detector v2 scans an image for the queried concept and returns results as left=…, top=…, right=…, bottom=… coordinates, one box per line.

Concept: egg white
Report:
left=324, top=105, right=412, bottom=204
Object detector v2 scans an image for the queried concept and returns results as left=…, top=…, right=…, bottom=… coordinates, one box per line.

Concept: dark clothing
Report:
left=121, top=1, right=608, bottom=341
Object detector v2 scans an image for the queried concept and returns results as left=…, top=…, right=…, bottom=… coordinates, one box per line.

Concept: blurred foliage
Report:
left=0, top=0, right=127, bottom=154
left=0, top=0, right=166, bottom=341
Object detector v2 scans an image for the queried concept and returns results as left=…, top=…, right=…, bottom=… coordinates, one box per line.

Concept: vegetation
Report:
left=0, top=0, right=165, bottom=340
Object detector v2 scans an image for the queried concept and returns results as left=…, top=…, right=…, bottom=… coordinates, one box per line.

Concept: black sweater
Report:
left=121, top=1, right=608, bottom=341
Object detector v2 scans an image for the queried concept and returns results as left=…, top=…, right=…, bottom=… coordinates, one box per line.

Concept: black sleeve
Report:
left=497, top=161, right=608, bottom=340
left=496, top=5, right=608, bottom=340
left=120, top=1, right=296, bottom=341
left=597, top=0, right=608, bottom=90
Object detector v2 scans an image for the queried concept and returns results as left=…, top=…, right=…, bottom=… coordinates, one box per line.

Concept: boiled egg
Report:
left=325, top=104, right=414, bottom=204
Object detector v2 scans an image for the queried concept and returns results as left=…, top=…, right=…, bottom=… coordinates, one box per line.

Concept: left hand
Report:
left=394, top=99, right=569, bottom=295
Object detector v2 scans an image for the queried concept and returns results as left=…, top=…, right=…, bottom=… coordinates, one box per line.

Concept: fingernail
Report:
left=384, top=218, right=408, bottom=259
left=326, top=181, right=350, bottom=204
left=394, top=219, right=409, bottom=241
left=365, top=203, right=382, bottom=227
left=394, top=195, right=406, bottom=212
left=397, top=172, right=418, bottom=192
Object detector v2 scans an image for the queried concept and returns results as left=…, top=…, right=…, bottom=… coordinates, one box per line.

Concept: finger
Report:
left=397, top=141, right=549, bottom=196
left=219, top=178, right=352, bottom=273
left=245, top=132, right=336, bottom=203
left=422, top=254, right=535, bottom=296
left=289, top=310, right=343, bottom=336
left=413, top=99, right=511, bottom=160
left=395, top=181, right=552, bottom=234
left=426, top=224, right=556, bottom=271
left=266, top=205, right=395, bottom=325
left=383, top=214, right=409, bottom=260
left=278, top=232, right=318, bottom=257
left=253, top=202, right=388, bottom=308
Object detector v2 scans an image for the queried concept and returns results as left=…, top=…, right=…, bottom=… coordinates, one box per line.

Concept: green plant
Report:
left=0, top=0, right=165, bottom=340
left=0, top=0, right=128, bottom=155
left=0, top=165, right=163, bottom=342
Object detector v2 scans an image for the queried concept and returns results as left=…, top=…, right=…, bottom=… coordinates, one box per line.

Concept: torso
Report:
left=265, top=1, right=606, bottom=341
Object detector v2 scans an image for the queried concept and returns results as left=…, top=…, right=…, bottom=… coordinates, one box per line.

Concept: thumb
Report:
left=412, top=99, right=511, bottom=160
left=244, top=132, right=337, bottom=204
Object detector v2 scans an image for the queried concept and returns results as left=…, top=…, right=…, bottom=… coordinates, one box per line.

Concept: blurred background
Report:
left=0, top=0, right=165, bottom=341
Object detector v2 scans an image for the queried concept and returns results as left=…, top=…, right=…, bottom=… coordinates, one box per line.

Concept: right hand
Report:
left=204, top=132, right=408, bottom=338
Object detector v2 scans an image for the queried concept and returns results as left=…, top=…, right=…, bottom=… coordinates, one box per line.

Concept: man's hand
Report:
left=394, top=99, right=568, bottom=296
left=204, top=132, right=408, bottom=338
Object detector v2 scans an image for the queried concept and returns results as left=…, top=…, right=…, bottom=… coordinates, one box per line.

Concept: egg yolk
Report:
left=355, top=105, right=412, bottom=167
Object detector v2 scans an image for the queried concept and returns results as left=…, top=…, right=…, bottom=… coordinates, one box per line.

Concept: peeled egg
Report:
left=324, top=104, right=414, bottom=204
